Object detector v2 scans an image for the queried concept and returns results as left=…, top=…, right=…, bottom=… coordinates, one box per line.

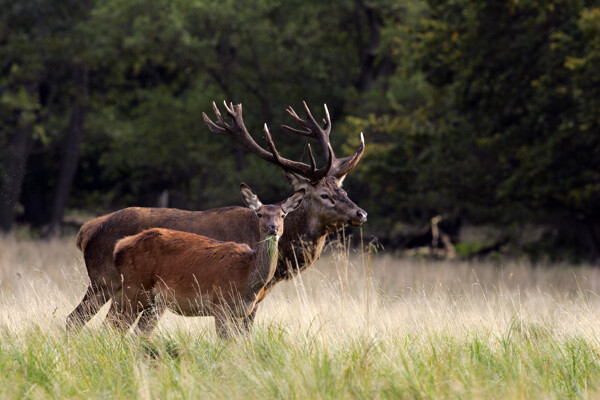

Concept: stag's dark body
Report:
left=69, top=177, right=363, bottom=330
left=67, top=101, right=366, bottom=331
left=77, top=204, right=321, bottom=291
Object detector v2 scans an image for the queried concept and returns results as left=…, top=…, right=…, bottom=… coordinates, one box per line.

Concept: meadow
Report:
left=1, top=234, right=600, bottom=399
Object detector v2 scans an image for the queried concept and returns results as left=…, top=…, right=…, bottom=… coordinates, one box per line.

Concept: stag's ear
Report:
left=281, top=189, right=305, bottom=214
left=284, top=171, right=310, bottom=191
left=240, top=182, right=262, bottom=212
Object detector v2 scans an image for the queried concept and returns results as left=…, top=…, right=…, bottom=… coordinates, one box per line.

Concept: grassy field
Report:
left=1, top=235, right=600, bottom=399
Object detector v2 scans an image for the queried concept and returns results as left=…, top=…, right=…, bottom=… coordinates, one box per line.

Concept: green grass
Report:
left=1, top=324, right=599, bottom=399
left=1, top=236, right=600, bottom=399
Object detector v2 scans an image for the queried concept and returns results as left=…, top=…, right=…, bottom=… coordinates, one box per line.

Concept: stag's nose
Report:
left=357, top=210, right=368, bottom=222
left=267, top=225, right=278, bottom=235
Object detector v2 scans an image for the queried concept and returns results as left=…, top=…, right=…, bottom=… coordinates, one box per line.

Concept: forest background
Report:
left=1, top=0, right=599, bottom=263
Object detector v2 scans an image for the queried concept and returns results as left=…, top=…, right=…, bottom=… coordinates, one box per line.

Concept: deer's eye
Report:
left=256, top=213, right=263, bottom=218
left=320, top=194, right=330, bottom=200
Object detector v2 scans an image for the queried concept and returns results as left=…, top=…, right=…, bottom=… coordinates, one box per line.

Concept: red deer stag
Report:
left=112, top=183, right=304, bottom=337
left=67, top=101, right=366, bottom=332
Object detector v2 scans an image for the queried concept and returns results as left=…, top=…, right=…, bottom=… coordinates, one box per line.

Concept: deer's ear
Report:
left=281, top=189, right=305, bottom=214
left=240, top=182, right=262, bottom=211
left=284, top=171, right=310, bottom=191
left=335, top=174, right=346, bottom=186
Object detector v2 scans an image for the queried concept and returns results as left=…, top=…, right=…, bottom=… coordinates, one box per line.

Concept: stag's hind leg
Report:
left=67, top=250, right=122, bottom=332
left=66, top=283, right=113, bottom=332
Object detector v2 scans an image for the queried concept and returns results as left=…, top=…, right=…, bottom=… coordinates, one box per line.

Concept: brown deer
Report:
left=67, top=101, right=366, bottom=332
left=112, top=183, right=304, bottom=337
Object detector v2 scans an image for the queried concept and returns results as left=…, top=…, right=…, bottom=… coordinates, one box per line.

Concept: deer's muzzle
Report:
left=349, top=209, right=368, bottom=226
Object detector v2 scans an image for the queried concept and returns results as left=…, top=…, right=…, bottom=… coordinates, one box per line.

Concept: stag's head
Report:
left=203, top=101, right=367, bottom=232
left=284, top=172, right=367, bottom=229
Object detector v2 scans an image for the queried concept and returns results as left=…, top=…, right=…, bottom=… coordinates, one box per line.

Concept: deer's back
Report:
left=114, top=228, right=257, bottom=297
left=77, top=206, right=259, bottom=281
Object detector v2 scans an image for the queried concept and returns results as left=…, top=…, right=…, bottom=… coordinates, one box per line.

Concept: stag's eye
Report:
left=320, top=193, right=335, bottom=206
left=256, top=213, right=263, bottom=218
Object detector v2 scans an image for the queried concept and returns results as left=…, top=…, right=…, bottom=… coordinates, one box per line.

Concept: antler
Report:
left=202, top=101, right=333, bottom=182
left=282, top=101, right=332, bottom=154
left=282, top=101, right=365, bottom=179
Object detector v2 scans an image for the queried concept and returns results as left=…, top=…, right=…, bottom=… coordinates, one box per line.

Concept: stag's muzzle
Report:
left=349, top=209, right=368, bottom=226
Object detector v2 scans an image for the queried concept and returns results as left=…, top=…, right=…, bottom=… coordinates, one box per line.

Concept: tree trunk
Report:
left=0, top=123, right=34, bottom=233
left=582, top=220, right=600, bottom=266
left=354, top=3, right=380, bottom=92
left=45, top=65, right=88, bottom=237
left=353, top=1, right=396, bottom=93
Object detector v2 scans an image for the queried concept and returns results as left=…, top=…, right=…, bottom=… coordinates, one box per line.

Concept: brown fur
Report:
left=110, top=187, right=303, bottom=337
left=67, top=177, right=365, bottom=332
left=113, top=228, right=264, bottom=336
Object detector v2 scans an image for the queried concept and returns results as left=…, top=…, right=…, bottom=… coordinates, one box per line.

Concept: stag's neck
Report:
left=276, top=202, right=329, bottom=280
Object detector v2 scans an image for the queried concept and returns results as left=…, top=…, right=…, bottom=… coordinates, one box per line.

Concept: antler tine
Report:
left=203, top=100, right=338, bottom=182
left=302, top=101, right=331, bottom=141
left=263, top=123, right=333, bottom=181
left=216, top=101, right=227, bottom=124
left=202, top=102, right=226, bottom=133
left=281, top=106, right=314, bottom=138
left=262, top=124, right=287, bottom=167
left=279, top=101, right=366, bottom=179
left=223, top=100, right=239, bottom=121
left=307, top=143, right=317, bottom=173
left=322, top=142, right=334, bottom=177
left=281, top=101, right=363, bottom=179
left=281, top=101, right=332, bottom=158
left=203, top=101, right=275, bottom=162
left=331, top=132, right=365, bottom=179
left=222, top=101, right=242, bottom=130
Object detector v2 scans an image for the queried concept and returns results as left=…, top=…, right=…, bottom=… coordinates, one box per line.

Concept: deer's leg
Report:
left=67, top=249, right=122, bottom=332
left=134, top=301, right=166, bottom=335
left=108, top=304, right=138, bottom=333
left=104, top=298, right=130, bottom=332
left=240, top=287, right=268, bottom=332
left=213, top=306, right=238, bottom=339
left=241, top=307, right=258, bottom=332
left=103, top=301, right=126, bottom=328
left=66, top=283, right=112, bottom=332
left=106, top=285, right=149, bottom=333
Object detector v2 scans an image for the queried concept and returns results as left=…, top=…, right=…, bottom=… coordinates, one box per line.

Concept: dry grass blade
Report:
left=1, top=235, right=600, bottom=398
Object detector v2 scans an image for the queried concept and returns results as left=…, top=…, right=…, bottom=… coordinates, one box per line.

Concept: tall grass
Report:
left=1, top=235, right=600, bottom=398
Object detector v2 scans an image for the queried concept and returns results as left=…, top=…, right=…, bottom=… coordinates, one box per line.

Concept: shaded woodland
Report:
left=1, top=0, right=599, bottom=262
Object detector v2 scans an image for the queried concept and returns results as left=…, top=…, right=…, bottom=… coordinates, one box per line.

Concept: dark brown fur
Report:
left=110, top=186, right=303, bottom=336
left=67, top=176, right=365, bottom=332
